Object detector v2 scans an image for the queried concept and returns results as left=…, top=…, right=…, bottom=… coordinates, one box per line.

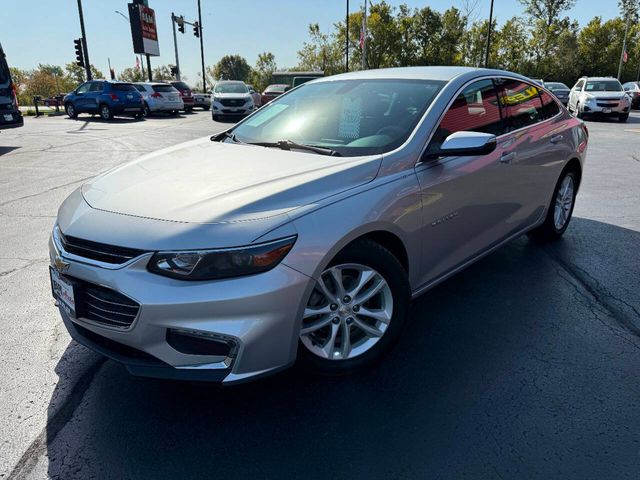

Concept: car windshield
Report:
left=585, top=80, right=622, bottom=92
left=229, top=79, right=445, bottom=156
left=215, top=83, right=248, bottom=94
left=546, top=82, right=568, bottom=90
left=112, top=83, right=136, bottom=92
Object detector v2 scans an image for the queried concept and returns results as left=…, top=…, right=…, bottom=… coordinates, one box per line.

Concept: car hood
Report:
left=213, top=93, right=251, bottom=99
left=81, top=137, right=381, bottom=224
left=582, top=91, right=626, bottom=99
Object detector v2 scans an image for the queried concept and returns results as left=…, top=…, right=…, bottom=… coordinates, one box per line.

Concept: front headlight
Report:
left=583, top=94, right=595, bottom=102
left=147, top=236, right=296, bottom=281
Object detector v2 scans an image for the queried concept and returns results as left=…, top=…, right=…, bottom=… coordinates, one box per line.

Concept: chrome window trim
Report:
left=416, top=74, right=563, bottom=168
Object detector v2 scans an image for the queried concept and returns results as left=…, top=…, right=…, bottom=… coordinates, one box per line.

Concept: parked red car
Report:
left=170, top=81, right=195, bottom=112
left=261, top=84, right=290, bottom=105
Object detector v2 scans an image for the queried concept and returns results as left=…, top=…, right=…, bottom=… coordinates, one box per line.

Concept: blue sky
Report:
left=2, top=0, right=619, bottom=85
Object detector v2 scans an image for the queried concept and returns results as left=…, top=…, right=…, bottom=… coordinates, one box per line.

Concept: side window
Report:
left=90, top=82, right=104, bottom=92
left=76, top=82, right=91, bottom=94
left=496, top=79, right=544, bottom=132
left=134, top=85, right=146, bottom=92
left=539, top=90, right=560, bottom=119
left=430, top=79, right=503, bottom=147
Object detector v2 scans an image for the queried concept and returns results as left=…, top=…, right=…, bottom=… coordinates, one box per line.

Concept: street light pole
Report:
left=362, top=0, right=367, bottom=70
left=484, top=0, right=494, bottom=68
left=76, top=0, right=92, bottom=80
left=346, top=0, right=350, bottom=72
left=197, top=0, right=206, bottom=91
left=171, top=13, right=181, bottom=80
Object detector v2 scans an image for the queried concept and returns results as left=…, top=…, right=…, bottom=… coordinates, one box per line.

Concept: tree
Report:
left=619, top=0, right=640, bottom=20
left=517, top=0, right=576, bottom=27
left=64, top=62, right=104, bottom=85
left=250, top=52, right=277, bottom=92
left=119, top=67, right=144, bottom=82
left=297, top=23, right=343, bottom=74
left=152, top=65, right=174, bottom=81
left=213, top=55, right=251, bottom=82
left=496, top=17, right=530, bottom=73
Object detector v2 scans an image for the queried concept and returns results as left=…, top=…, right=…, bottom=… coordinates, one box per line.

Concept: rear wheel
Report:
left=99, top=104, right=112, bottom=120
left=298, top=239, right=410, bottom=375
left=528, top=168, right=578, bottom=242
left=65, top=103, right=77, bottom=119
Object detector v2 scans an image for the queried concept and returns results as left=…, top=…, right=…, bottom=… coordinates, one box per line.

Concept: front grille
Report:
left=74, top=324, right=163, bottom=364
left=75, top=279, right=140, bottom=329
left=220, top=98, right=245, bottom=107
left=59, top=231, right=146, bottom=264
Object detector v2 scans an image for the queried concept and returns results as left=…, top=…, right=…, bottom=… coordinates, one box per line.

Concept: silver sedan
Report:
left=49, top=67, right=588, bottom=384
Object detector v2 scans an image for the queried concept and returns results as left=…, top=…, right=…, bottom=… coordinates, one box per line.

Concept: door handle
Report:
left=550, top=134, right=563, bottom=144
left=500, top=152, right=517, bottom=164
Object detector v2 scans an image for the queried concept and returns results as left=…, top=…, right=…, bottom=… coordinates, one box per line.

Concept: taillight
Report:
left=110, top=93, right=118, bottom=101
left=151, top=92, right=162, bottom=98
left=582, top=123, right=589, bottom=139
left=10, top=83, right=19, bottom=108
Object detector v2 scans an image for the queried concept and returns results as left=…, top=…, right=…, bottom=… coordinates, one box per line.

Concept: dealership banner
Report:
left=128, top=2, right=160, bottom=56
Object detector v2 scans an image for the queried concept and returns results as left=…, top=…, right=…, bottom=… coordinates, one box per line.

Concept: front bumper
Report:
left=49, top=229, right=313, bottom=384
left=581, top=100, right=629, bottom=116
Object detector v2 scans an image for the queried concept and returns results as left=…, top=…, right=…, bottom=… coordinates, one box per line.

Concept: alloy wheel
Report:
left=554, top=175, right=574, bottom=230
left=300, top=263, right=393, bottom=361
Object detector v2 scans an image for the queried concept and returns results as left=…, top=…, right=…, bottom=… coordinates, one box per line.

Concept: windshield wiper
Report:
left=210, top=130, right=241, bottom=143
left=246, top=140, right=341, bottom=156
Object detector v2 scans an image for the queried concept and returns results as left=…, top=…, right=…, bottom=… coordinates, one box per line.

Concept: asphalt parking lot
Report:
left=1, top=110, right=640, bottom=479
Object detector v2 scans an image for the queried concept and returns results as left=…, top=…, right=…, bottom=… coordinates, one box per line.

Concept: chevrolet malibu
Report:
left=49, top=67, right=588, bottom=384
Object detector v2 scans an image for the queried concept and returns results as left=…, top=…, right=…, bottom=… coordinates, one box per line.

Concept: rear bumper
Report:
left=111, top=104, right=144, bottom=115
left=0, top=111, right=24, bottom=129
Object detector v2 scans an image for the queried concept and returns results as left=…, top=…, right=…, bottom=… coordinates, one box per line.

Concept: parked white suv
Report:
left=568, top=77, right=631, bottom=122
left=134, top=82, right=184, bottom=117
left=211, top=81, right=254, bottom=121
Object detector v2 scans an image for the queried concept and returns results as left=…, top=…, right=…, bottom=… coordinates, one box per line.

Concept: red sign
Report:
left=139, top=6, right=158, bottom=42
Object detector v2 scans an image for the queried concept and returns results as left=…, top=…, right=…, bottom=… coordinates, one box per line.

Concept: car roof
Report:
left=216, top=80, right=245, bottom=84
left=310, top=66, right=532, bottom=85
left=582, top=77, right=620, bottom=81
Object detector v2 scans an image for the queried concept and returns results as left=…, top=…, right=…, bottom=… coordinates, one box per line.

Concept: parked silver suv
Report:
left=49, top=67, right=588, bottom=384
left=568, top=76, right=631, bottom=122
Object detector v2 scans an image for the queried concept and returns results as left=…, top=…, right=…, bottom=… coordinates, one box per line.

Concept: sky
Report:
left=1, top=0, right=620, bottom=87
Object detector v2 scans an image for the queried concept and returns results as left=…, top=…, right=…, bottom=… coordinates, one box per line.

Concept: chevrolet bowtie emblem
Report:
left=54, top=254, right=70, bottom=273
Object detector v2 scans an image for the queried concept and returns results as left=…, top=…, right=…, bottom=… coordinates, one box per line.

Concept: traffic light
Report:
left=170, top=65, right=179, bottom=77
left=74, top=38, right=84, bottom=67
left=177, top=16, right=185, bottom=34
left=193, top=21, right=200, bottom=38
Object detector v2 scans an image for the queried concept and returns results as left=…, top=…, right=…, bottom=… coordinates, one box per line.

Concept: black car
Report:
left=0, top=42, right=24, bottom=130
left=545, top=82, right=570, bottom=106
left=623, top=81, right=640, bottom=109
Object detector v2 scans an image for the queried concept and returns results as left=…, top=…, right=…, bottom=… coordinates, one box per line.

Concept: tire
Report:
left=65, top=103, right=77, bottom=119
left=134, top=112, right=144, bottom=120
left=619, top=113, right=629, bottom=122
left=203, top=106, right=210, bottom=111
left=184, top=107, right=193, bottom=113
left=143, top=103, right=151, bottom=117
left=212, top=114, right=220, bottom=122
left=99, top=104, right=112, bottom=120
left=528, top=168, right=579, bottom=243
left=298, top=239, right=411, bottom=375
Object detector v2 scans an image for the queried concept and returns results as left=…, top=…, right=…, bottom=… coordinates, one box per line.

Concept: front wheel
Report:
left=65, top=103, right=77, bottom=119
left=528, top=168, right=578, bottom=242
left=143, top=103, right=151, bottom=117
left=99, top=104, right=112, bottom=120
left=298, top=239, right=410, bottom=375
left=619, top=113, right=629, bottom=122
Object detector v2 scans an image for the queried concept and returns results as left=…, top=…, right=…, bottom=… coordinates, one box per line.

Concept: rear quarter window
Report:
left=539, top=91, right=560, bottom=119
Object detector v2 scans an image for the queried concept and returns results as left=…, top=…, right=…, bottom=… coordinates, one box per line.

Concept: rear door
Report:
left=414, top=78, right=512, bottom=285
left=113, top=83, right=142, bottom=109
left=494, top=78, right=564, bottom=230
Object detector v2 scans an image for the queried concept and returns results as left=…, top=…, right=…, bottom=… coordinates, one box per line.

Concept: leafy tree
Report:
left=297, top=23, right=343, bottom=74
left=152, top=65, right=174, bottom=81
left=496, top=17, right=529, bottom=73
left=250, top=52, right=277, bottom=91
left=119, top=67, right=145, bottom=82
left=619, top=0, right=640, bottom=19
left=213, top=55, right=251, bottom=82
left=461, top=19, right=498, bottom=67
left=64, top=62, right=104, bottom=85
left=517, top=0, right=576, bottom=27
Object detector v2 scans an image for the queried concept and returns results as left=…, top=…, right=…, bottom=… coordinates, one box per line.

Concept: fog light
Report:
left=166, top=328, right=238, bottom=359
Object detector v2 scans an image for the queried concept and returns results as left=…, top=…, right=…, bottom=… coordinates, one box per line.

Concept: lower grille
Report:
left=74, top=279, right=141, bottom=329
left=597, top=102, right=618, bottom=107
left=59, top=230, right=146, bottom=264
left=220, top=98, right=246, bottom=107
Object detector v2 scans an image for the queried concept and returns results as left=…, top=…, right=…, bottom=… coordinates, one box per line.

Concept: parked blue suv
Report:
left=64, top=80, right=144, bottom=120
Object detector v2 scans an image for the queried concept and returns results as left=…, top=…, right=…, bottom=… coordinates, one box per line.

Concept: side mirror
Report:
left=424, top=131, right=497, bottom=161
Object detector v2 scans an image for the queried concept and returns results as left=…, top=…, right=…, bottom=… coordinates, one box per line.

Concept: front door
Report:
left=414, top=78, right=513, bottom=287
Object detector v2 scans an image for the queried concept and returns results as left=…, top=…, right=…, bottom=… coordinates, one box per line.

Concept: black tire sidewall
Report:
left=298, top=239, right=411, bottom=375
left=530, top=168, right=578, bottom=242
left=100, top=105, right=111, bottom=120
left=65, top=103, right=76, bottom=118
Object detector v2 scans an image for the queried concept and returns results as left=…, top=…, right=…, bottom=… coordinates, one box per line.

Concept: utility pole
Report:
left=618, top=13, right=631, bottom=80
left=346, top=0, right=349, bottom=72
left=362, top=0, right=367, bottom=70
left=76, top=0, right=92, bottom=80
left=197, top=0, right=206, bottom=91
left=171, top=13, right=181, bottom=80
left=484, top=0, right=494, bottom=68
left=146, top=55, right=152, bottom=82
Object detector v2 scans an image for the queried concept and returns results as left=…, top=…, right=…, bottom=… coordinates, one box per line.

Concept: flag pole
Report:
left=618, top=13, right=630, bottom=80
left=361, top=0, right=367, bottom=70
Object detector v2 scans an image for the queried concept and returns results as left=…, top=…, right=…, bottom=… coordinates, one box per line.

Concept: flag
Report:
left=623, top=49, right=628, bottom=63
left=360, top=26, right=365, bottom=49
left=135, top=56, right=141, bottom=70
